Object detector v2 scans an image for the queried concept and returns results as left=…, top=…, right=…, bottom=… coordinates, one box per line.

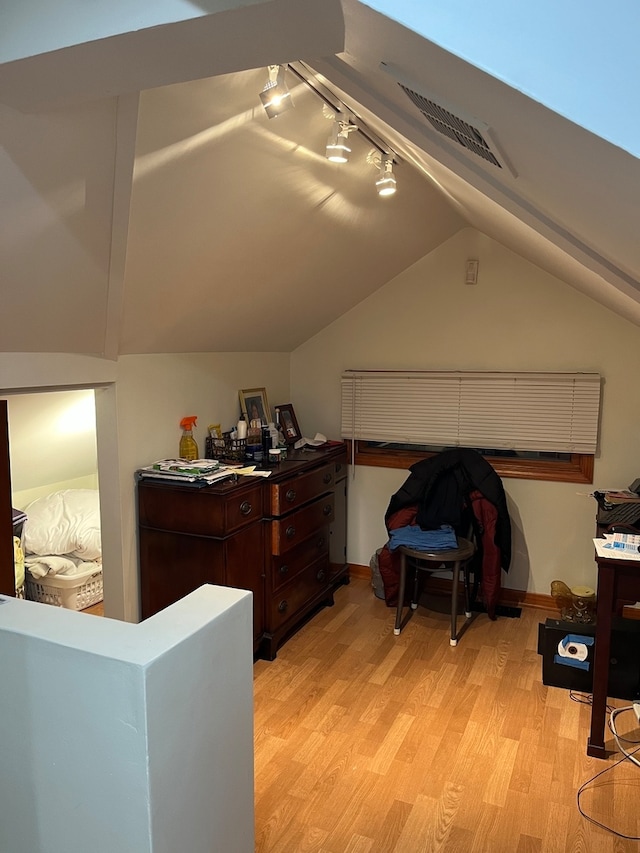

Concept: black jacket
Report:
left=384, top=448, right=511, bottom=571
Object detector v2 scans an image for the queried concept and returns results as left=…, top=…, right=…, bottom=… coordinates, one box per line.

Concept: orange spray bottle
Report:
left=179, top=416, right=199, bottom=460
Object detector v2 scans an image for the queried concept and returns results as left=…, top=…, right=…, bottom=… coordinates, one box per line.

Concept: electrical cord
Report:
left=570, top=690, right=593, bottom=707
left=569, top=690, right=615, bottom=715
left=610, top=704, right=640, bottom=767
left=576, top=704, right=640, bottom=839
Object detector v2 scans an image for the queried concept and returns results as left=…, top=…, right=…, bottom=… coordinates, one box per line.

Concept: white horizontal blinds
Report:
left=341, top=373, right=461, bottom=444
left=341, top=371, right=601, bottom=453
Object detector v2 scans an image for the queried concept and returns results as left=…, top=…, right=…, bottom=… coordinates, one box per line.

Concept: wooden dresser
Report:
left=137, top=445, right=348, bottom=659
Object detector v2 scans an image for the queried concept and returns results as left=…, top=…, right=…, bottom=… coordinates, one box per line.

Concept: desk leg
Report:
left=587, top=563, right=614, bottom=758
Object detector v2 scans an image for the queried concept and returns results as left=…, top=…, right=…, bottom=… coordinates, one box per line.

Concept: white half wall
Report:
left=0, top=584, right=254, bottom=853
left=290, top=227, right=640, bottom=596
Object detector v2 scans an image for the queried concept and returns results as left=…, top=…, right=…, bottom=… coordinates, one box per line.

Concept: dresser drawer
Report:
left=268, top=555, right=330, bottom=632
left=224, top=485, right=263, bottom=533
left=271, top=527, right=329, bottom=593
left=138, top=481, right=263, bottom=536
left=270, top=493, right=334, bottom=555
left=269, top=463, right=336, bottom=516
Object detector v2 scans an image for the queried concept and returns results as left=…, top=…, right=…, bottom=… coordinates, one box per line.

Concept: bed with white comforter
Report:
left=22, top=489, right=102, bottom=581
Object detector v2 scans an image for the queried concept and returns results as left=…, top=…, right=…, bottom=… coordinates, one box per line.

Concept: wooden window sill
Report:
left=346, top=442, right=593, bottom=484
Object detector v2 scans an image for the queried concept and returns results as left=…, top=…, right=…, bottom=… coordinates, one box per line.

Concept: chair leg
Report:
left=450, top=560, right=460, bottom=646
left=394, top=551, right=407, bottom=635
left=463, top=563, right=472, bottom=618
left=410, top=563, right=419, bottom=610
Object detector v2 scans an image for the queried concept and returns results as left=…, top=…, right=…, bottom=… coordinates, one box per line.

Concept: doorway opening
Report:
left=7, top=388, right=103, bottom=613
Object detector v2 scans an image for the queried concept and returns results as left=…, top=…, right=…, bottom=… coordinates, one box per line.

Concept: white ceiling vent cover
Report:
left=381, top=62, right=517, bottom=177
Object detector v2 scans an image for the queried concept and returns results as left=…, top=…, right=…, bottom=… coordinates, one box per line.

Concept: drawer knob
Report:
left=317, top=535, right=325, bottom=549
left=240, top=501, right=252, bottom=516
left=323, top=473, right=333, bottom=485
left=279, top=564, right=289, bottom=576
left=336, top=463, right=342, bottom=473
left=286, top=488, right=296, bottom=503
left=323, top=504, right=332, bottom=516
left=278, top=599, right=288, bottom=613
left=316, top=569, right=326, bottom=583
left=286, top=525, right=296, bottom=540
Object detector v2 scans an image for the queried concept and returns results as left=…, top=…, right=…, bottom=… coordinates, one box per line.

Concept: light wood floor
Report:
left=253, top=578, right=640, bottom=853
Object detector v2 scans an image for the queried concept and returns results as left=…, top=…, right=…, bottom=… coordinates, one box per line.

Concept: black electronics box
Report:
left=537, top=618, right=640, bottom=700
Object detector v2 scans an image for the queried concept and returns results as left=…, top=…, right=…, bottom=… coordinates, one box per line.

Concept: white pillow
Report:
left=22, top=489, right=102, bottom=560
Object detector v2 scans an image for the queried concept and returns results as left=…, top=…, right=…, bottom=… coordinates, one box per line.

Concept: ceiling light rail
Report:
left=259, top=61, right=399, bottom=196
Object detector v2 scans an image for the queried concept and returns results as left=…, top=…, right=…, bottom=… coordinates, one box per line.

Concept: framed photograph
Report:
left=239, top=387, right=270, bottom=425
left=275, top=403, right=301, bottom=445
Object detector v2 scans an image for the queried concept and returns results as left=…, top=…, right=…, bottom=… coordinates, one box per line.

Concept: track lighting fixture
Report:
left=264, top=62, right=400, bottom=197
left=325, top=118, right=357, bottom=163
left=376, top=157, right=397, bottom=196
left=259, top=65, right=293, bottom=119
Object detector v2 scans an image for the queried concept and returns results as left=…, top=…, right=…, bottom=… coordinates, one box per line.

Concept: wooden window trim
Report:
left=348, top=441, right=594, bottom=484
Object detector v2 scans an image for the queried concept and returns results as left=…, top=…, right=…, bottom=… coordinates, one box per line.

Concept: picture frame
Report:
left=275, top=403, right=301, bottom=445
left=239, top=387, right=270, bottom=425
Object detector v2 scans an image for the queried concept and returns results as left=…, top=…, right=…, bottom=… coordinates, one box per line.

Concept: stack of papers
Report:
left=234, top=466, right=272, bottom=478
left=138, top=459, right=241, bottom=485
left=600, top=490, right=640, bottom=505
left=593, top=532, right=640, bottom=561
left=294, top=432, right=328, bottom=450
left=293, top=433, right=343, bottom=450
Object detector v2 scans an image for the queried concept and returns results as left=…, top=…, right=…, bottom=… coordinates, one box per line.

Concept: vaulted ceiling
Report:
left=1, top=0, right=639, bottom=356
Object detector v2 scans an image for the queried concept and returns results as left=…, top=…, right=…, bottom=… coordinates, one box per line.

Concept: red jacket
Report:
left=377, top=489, right=502, bottom=619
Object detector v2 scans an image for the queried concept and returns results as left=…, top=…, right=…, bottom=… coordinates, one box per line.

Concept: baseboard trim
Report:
left=348, top=563, right=555, bottom=609
left=347, top=563, right=640, bottom=618
left=349, top=563, right=372, bottom=581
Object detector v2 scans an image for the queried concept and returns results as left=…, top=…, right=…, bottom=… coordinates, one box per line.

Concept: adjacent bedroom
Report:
left=7, top=389, right=103, bottom=614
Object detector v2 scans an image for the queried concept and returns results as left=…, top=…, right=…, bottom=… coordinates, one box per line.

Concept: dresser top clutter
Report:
left=136, top=443, right=349, bottom=660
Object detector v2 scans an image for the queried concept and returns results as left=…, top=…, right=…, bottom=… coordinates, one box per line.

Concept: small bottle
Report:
left=261, top=425, right=271, bottom=461
left=179, top=416, right=199, bottom=460
left=268, top=422, right=279, bottom=449
left=236, top=414, right=247, bottom=439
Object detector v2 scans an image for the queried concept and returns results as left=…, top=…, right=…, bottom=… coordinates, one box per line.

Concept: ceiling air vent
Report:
left=379, top=63, right=517, bottom=177
left=399, top=84, right=502, bottom=168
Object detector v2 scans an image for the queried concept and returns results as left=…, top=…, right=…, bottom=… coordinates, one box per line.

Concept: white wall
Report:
left=1, top=1, right=204, bottom=62
left=0, top=98, right=117, bottom=352
left=0, top=585, right=254, bottom=853
left=8, top=389, right=98, bottom=508
left=107, top=352, right=290, bottom=621
left=290, top=227, right=640, bottom=595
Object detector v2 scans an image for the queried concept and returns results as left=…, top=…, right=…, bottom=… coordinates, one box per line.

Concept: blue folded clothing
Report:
left=388, top=524, right=458, bottom=552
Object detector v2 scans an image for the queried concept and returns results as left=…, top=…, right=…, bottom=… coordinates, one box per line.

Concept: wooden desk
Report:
left=587, top=548, right=640, bottom=757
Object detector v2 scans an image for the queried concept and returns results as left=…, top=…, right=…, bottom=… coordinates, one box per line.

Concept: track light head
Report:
left=376, top=157, right=397, bottom=196
left=259, top=65, right=293, bottom=119
left=325, top=117, right=357, bottom=163
left=269, top=63, right=398, bottom=198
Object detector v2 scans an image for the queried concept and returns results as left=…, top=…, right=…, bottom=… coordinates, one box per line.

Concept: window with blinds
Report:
left=341, top=370, right=601, bottom=455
